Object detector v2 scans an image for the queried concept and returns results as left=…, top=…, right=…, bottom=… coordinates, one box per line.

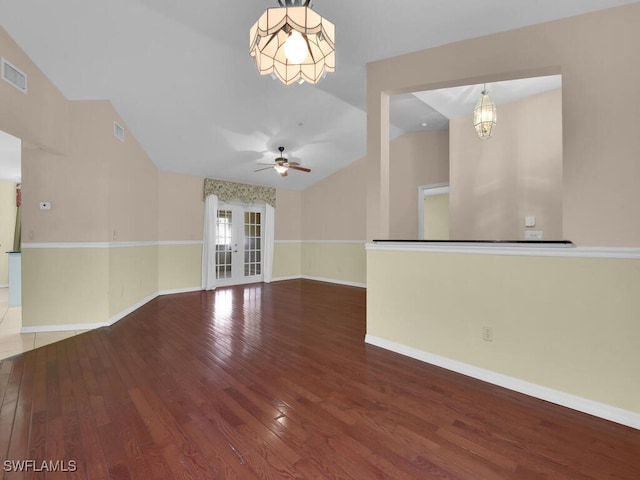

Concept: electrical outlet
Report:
left=482, top=326, right=493, bottom=342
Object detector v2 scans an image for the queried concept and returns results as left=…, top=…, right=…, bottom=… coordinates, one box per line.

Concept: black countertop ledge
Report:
left=372, top=240, right=574, bottom=246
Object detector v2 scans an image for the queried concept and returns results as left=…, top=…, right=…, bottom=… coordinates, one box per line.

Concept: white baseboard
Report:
left=21, top=291, right=160, bottom=333
left=365, top=334, right=640, bottom=430
left=158, top=286, right=202, bottom=296
left=270, top=275, right=366, bottom=288
left=21, top=322, right=106, bottom=333
left=270, top=275, right=303, bottom=282
left=107, top=292, right=159, bottom=326
left=17, top=278, right=365, bottom=335
left=302, top=275, right=366, bottom=288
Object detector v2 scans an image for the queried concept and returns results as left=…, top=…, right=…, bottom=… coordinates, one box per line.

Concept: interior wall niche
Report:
left=389, top=75, right=563, bottom=241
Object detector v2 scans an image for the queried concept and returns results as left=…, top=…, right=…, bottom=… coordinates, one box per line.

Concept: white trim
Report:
left=365, top=335, right=640, bottom=430
left=302, top=275, right=366, bottom=288
left=20, top=292, right=160, bottom=334
left=271, top=275, right=302, bottom=282
left=275, top=240, right=366, bottom=244
left=301, top=240, right=366, bottom=244
left=0, top=284, right=8, bottom=289
left=21, top=323, right=106, bottom=333
left=157, top=240, right=203, bottom=246
left=109, top=242, right=157, bottom=249
left=158, top=286, right=202, bottom=296
left=20, top=288, right=202, bottom=334
left=366, top=243, right=640, bottom=259
left=21, top=242, right=112, bottom=249
left=107, top=292, right=159, bottom=326
left=418, top=183, right=449, bottom=241
left=21, top=240, right=202, bottom=249
left=270, top=275, right=367, bottom=288
left=20, top=240, right=366, bottom=249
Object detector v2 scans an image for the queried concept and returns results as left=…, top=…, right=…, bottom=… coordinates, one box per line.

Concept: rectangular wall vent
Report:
left=1, top=57, right=27, bottom=94
left=113, top=121, right=125, bottom=142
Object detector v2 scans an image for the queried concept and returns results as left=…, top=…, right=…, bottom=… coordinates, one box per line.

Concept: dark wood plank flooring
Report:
left=1, top=279, right=639, bottom=479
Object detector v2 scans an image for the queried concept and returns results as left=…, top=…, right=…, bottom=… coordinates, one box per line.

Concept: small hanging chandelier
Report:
left=473, top=84, right=497, bottom=139
left=249, top=0, right=335, bottom=85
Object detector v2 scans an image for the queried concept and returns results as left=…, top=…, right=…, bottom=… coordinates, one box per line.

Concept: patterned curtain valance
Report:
left=203, top=178, right=276, bottom=207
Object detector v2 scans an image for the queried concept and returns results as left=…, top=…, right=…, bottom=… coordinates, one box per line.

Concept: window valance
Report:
left=203, top=179, right=276, bottom=207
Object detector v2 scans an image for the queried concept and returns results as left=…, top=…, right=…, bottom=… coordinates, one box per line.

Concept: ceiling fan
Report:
left=254, top=146, right=311, bottom=177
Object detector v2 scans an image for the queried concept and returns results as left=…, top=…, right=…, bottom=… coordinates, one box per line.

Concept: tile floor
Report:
left=0, top=288, right=87, bottom=360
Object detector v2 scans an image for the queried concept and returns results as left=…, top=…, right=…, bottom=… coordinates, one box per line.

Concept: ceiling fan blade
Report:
left=289, top=165, right=311, bottom=173
left=257, top=162, right=276, bottom=166
left=254, top=166, right=274, bottom=172
left=286, top=161, right=300, bottom=166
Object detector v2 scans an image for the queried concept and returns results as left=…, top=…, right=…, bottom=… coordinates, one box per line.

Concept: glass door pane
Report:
left=244, top=211, right=262, bottom=277
left=216, top=209, right=233, bottom=279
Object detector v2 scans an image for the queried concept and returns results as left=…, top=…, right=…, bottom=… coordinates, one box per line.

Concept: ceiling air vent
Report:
left=1, top=57, right=27, bottom=93
left=113, top=121, right=125, bottom=142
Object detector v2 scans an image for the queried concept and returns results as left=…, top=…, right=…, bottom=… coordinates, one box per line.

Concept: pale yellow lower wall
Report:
left=158, top=243, right=202, bottom=292
left=302, top=243, right=366, bottom=286
left=367, top=249, right=640, bottom=414
left=21, top=240, right=363, bottom=330
left=273, top=242, right=302, bottom=279
left=108, top=246, right=158, bottom=317
left=22, top=244, right=163, bottom=329
left=22, top=248, right=110, bottom=328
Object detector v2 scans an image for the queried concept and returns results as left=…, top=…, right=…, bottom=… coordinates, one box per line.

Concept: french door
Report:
left=215, top=203, right=265, bottom=286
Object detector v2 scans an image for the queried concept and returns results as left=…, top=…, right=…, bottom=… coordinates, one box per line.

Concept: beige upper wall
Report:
left=1, top=28, right=160, bottom=243
left=107, top=108, right=158, bottom=242
left=275, top=188, right=302, bottom=240
left=450, top=88, right=562, bottom=240
left=285, top=130, right=449, bottom=242
left=20, top=100, right=158, bottom=243
left=368, top=3, right=640, bottom=246
left=0, top=27, right=69, bottom=154
left=390, top=130, right=449, bottom=239
left=158, top=171, right=204, bottom=241
left=302, top=156, right=367, bottom=241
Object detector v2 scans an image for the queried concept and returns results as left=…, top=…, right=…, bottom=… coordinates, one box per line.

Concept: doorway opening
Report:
left=418, top=183, right=450, bottom=240
left=0, top=128, right=23, bottom=358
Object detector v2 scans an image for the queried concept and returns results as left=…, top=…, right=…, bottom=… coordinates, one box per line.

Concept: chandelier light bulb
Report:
left=284, top=31, right=308, bottom=64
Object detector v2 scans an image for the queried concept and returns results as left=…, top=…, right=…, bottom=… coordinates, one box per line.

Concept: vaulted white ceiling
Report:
left=0, top=0, right=636, bottom=189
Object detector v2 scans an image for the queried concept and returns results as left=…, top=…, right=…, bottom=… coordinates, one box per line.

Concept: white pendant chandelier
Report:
left=473, top=85, right=497, bottom=139
left=249, top=0, right=335, bottom=85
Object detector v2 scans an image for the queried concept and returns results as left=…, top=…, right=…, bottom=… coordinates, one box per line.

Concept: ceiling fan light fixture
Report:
left=274, top=163, right=289, bottom=175
left=249, top=0, right=335, bottom=86
left=473, top=84, right=497, bottom=139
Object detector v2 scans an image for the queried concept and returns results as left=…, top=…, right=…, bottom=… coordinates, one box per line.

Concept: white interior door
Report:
left=215, top=203, right=265, bottom=286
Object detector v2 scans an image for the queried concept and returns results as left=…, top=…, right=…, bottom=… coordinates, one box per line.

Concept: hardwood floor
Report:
left=0, top=279, right=638, bottom=479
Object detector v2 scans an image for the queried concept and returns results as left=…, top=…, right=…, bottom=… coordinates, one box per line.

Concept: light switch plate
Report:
left=525, top=215, right=536, bottom=227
